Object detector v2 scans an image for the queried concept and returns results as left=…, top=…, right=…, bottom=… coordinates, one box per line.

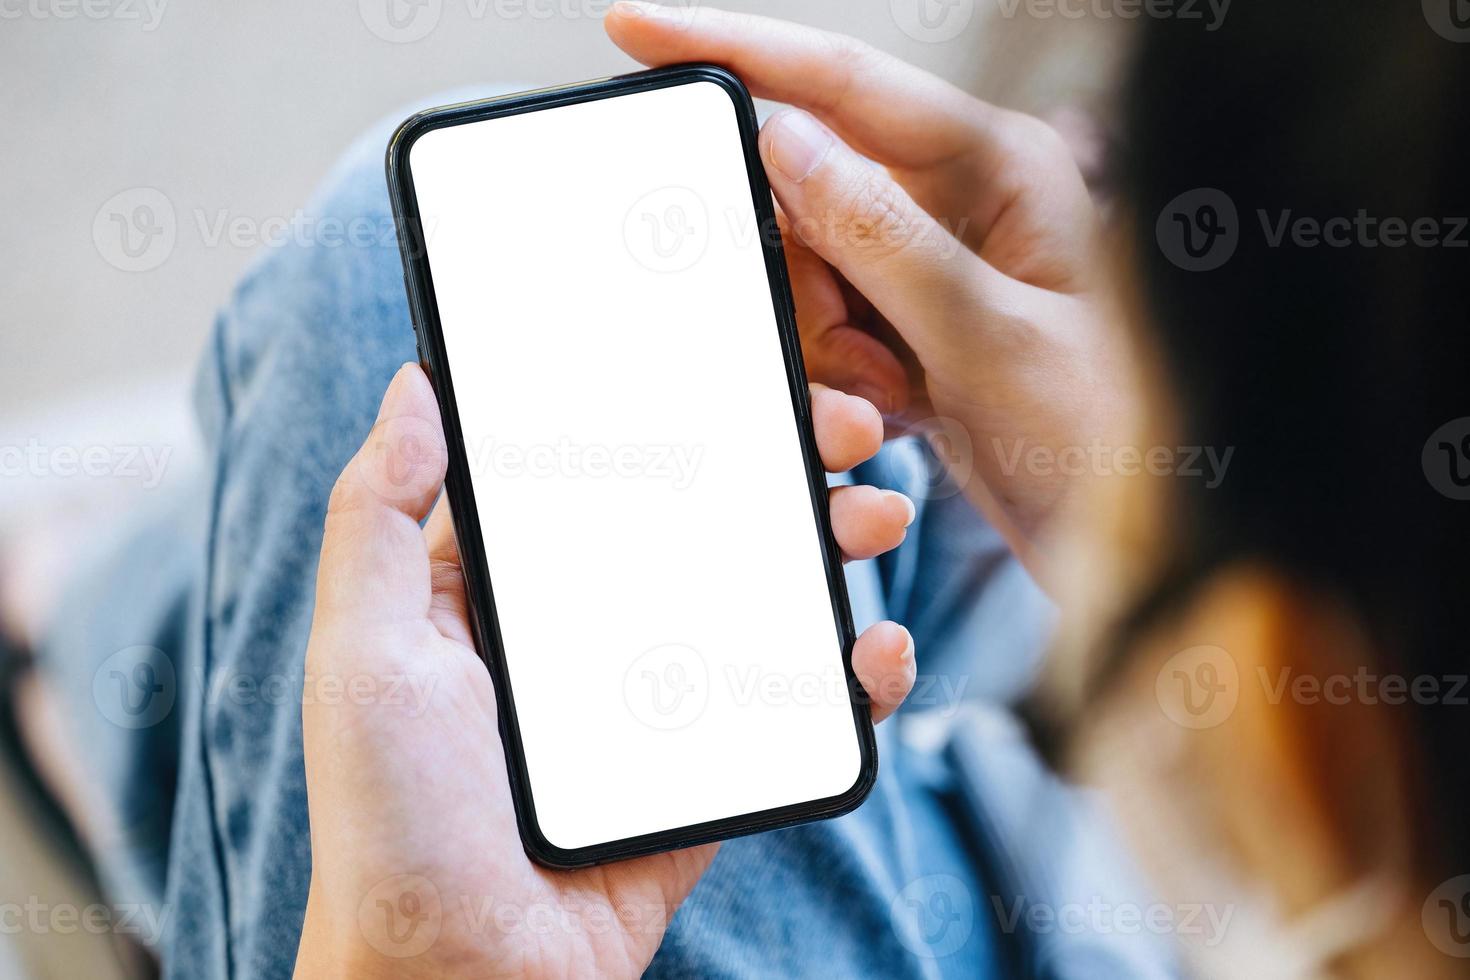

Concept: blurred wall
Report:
left=1, top=0, right=1123, bottom=423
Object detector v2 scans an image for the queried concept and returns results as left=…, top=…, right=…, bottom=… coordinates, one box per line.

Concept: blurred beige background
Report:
left=2, top=0, right=1120, bottom=427
left=1, top=1, right=1122, bottom=975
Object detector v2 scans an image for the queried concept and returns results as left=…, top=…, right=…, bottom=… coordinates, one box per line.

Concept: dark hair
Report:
left=1103, top=2, right=1470, bottom=882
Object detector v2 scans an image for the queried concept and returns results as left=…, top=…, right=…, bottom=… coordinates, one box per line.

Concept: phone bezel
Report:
left=385, top=64, right=877, bottom=869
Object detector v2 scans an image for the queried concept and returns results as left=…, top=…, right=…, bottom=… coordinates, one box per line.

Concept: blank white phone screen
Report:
left=408, top=80, right=865, bottom=851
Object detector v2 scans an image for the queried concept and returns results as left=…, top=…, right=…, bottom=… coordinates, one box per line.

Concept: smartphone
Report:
left=386, top=65, right=875, bottom=868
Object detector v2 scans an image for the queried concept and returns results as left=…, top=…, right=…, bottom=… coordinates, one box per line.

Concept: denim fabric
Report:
left=39, top=88, right=1176, bottom=979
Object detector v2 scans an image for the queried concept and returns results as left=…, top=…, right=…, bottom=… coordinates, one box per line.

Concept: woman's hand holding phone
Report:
left=608, top=3, right=1128, bottom=581
left=293, top=365, right=917, bottom=979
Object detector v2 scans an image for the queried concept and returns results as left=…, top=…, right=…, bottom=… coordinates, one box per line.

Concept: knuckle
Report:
left=1002, top=111, right=1057, bottom=153
left=322, top=474, right=387, bottom=548
left=326, top=467, right=370, bottom=519
left=1023, top=116, right=1071, bottom=160
left=428, top=556, right=464, bottom=594
left=998, top=112, right=1075, bottom=183
left=835, top=174, right=914, bottom=258
left=817, top=32, right=875, bottom=109
left=828, top=32, right=875, bottom=74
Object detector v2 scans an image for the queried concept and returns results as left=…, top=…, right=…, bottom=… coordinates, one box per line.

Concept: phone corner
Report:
left=839, top=726, right=881, bottom=814
left=517, top=815, right=595, bottom=871
left=676, top=63, right=754, bottom=109
left=811, top=719, right=881, bottom=827
left=383, top=109, right=437, bottom=189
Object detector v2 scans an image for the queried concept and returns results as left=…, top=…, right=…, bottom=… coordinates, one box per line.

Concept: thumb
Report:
left=315, top=363, right=449, bottom=626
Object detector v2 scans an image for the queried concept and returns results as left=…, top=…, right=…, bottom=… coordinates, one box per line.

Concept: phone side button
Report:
left=402, top=272, right=428, bottom=366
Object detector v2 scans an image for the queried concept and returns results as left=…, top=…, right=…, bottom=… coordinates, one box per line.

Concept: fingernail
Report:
left=882, top=489, right=916, bottom=528
left=897, top=625, right=915, bottom=665
left=767, top=110, right=832, bottom=183
left=611, top=1, right=658, bottom=18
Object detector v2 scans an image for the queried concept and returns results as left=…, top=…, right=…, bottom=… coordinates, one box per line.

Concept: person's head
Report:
left=1042, top=2, right=1470, bottom=973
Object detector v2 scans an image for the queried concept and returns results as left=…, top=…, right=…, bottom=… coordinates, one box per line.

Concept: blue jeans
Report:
left=39, top=90, right=1175, bottom=979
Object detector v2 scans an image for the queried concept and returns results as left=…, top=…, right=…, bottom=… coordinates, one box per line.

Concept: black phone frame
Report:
left=385, top=63, right=877, bottom=869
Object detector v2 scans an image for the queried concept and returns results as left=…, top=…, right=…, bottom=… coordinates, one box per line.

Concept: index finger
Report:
left=605, top=2, right=1012, bottom=171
